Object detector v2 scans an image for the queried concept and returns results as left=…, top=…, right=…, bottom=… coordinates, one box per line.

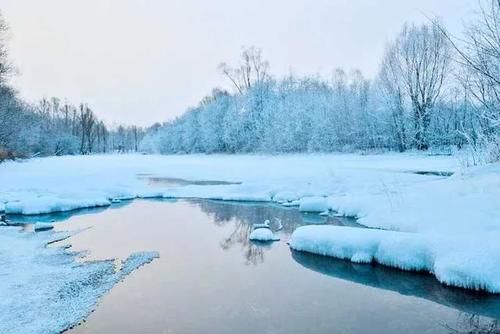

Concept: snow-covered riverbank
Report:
left=0, top=226, right=159, bottom=333
left=1, top=153, right=499, bottom=293
left=0, top=153, right=457, bottom=215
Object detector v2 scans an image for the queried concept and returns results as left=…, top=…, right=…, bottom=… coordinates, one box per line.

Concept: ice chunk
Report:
left=249, top=227, right=280, bottom=242
left=299, top=196, right=329, bottom=212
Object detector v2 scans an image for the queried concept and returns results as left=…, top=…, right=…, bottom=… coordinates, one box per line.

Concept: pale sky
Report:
left=0, top=0, right=474, bottom=126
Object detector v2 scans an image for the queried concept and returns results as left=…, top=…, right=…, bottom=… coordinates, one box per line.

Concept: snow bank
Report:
left=289, top=226, right=500, bottom=293
left=299, top=196, right=329, bottom=212
left=249, top=228, right=280, bottom=242
left=0, top=227, right=159, bottom=334
left=272, top=191, right=299, bottom=203
left=4, top=193, right=111, bottom=215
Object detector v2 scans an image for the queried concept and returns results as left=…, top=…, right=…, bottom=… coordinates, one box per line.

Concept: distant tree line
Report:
left=0, top=10, right=145, bottom=160
left=142, top=0, right=499, bottom=164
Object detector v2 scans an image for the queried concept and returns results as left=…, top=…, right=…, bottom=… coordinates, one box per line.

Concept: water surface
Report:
left=30, top=199, right=499, bottom=333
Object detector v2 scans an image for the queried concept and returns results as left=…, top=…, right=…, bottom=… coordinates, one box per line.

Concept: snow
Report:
left=0, top=227, right=159, bottom=334
left=272, top=191, right=299, bottom=203
left=252, top=221, right=270, bottom=229
left=0, top=153, right=499, bottom=292
left=0, top=153, right=457, bottom=217
left=289, top=225, right=500, bottom=292
left=249, top=228, right=280, bottom=242
left=4, top=192, right=111, bottom=215
left=298, top=196, right=329, bottom=212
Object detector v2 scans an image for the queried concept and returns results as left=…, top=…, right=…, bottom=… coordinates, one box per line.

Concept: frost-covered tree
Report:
left=218, top=46, right=270, bottom=94
left=380, top=23, right=450, bottom=150
left=435, top=0, right=500, bottom=162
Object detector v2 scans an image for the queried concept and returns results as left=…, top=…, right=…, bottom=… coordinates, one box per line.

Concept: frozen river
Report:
left=12, top=199, right=496, bottom=333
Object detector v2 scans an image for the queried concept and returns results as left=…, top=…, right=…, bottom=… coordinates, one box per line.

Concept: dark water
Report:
left=407, top=170, right=454, bottom=177
left=10, top=200, right=499, bottom=333
left=137, top=175, right=242, bottom=187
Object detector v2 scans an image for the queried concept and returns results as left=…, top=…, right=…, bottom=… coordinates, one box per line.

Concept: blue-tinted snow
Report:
left=0, top=227, right=158, bottom=334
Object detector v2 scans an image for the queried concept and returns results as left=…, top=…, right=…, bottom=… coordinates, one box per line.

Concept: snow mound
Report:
left=0, top=227, right=159, bottom=334
left=5, top=194, right=111, bottom=215
left=299, top=197, right=329, bottom=212
left=273, top=191, right=299, bottom=203
left=289, top=225, right=500, bottom=293
left=249, top=228, right=280, bottom=242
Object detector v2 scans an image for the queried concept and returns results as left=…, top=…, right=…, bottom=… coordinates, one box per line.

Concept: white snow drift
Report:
left=249, top=228, right=280, bottom=242
left=289, top=225, right=500, bottom=292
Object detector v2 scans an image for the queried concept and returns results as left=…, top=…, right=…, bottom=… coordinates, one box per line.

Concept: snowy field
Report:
left=1, top=153, right=499, bottom=295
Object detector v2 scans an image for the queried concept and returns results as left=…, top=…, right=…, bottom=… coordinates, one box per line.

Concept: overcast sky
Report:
left=0, top=0, right=474, bottom=126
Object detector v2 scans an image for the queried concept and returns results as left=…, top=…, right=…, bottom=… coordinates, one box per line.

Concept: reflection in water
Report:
left=291, top=250, right=500, bottom=323
left=138, top=175, right=242, bottom=187
left=194, top=199, right=360, bottom=233
left=193, top=199, right=358, bottom=265
left=6, top=198, right=500, bottom=332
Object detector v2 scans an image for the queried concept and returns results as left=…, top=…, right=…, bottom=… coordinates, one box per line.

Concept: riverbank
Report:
left=1, top=153, right=499, bottom=293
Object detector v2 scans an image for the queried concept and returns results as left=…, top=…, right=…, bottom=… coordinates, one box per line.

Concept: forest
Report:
left=141, top=1, right=499, bottom=165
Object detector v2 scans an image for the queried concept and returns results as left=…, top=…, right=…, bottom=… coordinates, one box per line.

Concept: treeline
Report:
left=0, top=96, right=145, bottom=157
left=0, top=11, right=144, bottom=160
left=142, top=0, right=499, bottom=163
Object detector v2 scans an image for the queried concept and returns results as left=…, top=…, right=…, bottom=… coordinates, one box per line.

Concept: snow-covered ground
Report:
left=1, top=153, right=499, bottom=293
left=0, top=227, right=158, bottom=334
left=0, top=153, right=457, bottom=215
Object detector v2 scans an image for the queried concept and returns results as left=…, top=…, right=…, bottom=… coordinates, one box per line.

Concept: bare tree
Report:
left=218, top=46, right=270, bottom=94
left=436, top=0, right=499, bottom=132
left=380, top=23, right=450, bottom=150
